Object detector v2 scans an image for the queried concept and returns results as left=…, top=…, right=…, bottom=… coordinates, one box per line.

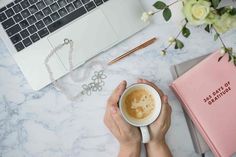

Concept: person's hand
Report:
left=104, top=80, right=141, bottom=157
left=138, top=79, right=172, bottom=157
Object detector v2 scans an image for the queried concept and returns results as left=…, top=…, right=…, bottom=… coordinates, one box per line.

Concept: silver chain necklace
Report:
left=44, top=39, right=107, bottom=101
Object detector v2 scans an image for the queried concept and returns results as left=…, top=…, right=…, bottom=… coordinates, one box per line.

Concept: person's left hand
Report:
left=104, top=80, right=141, bottom=157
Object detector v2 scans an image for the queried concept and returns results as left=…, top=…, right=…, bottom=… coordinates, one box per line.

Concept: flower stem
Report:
left=167, top=0, right=182, bottom=7
left=164, top=22, right=187, bottom=51
left=213, top=26, right=236, bottom=63
left=213, top=26, right=226, bottom=48
left=152, top=0, right=182, bottom=15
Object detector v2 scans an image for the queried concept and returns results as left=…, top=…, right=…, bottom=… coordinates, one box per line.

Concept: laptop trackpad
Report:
left=48, top=9, right=118, bottom=69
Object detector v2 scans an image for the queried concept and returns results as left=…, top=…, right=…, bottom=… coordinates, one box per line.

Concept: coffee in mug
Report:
left=122, top=88, right=156, bottom=120
left=119, top=83, right=162, bottom=143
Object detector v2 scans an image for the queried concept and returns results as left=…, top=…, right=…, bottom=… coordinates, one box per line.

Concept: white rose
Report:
left=213, top=13, right=236, bottom=33
left=183, top=0, right=211, bottom=25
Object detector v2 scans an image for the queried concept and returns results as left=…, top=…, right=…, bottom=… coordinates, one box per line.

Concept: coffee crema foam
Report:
left=123, top=88, right=155, bottom=119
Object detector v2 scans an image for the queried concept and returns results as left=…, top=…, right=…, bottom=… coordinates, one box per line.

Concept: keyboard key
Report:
left=21, top=9, right=30, bottom=18
left=73, top=0, right=82, bottom=8
left=35, top=20, right=45, bottom=29
left=36, top=1, right=46, bottom=10
left=13, top=4, right=23, bottom=13
left=0, top=7, right=7, bottom=13
left=15, top=42, right=24, bottom=51
left=81, top=0, right=90, bottom=4
left=7, top=2, right=14, bottom=8
left=29, top=0, right=38, bottom=4
left=42, top=7, right=52, bottom=16
left=43, top=16, right=52, bottom=25
left=29, top=5, right=38, bottom=14
left=67, top=0, right=74, bottom=3
left=23, top=37, right=32, bottom=47
left=15, top=0, right=23, bottom=3
left=48, top=6, right=86, bottom=33
left=11, top=33, right=22, bottom=44
left=2, top=18, right=15, bottom=29
left=44, top=0, right=54, bottom=5
left=5, top=8, right=15, bottom=17
left=38, top=28, right=49, bottom=38
left=58, top=0, right=67, bottom=7
left=27, top=15, right=37, bottom=24
left=66, top=4, right=75, bottom=13
left=35, top=11, right=44, bottom=20
left=0, top=13, right=7, bottom=22
left=20, top=29, right=30, bottom=38
left=21, top=0, right=30, bottom=9
left=6, top=24, right=21, bottom=36
left=50, top=3, right=59, bottom=12
left=28, top=25, right=37, bottom=33
left=30, top=33, right=40, bottom=42
left=58, top=8, right=68, bottom=17
left=19, top=20, right=29, bottom=29
left=14, top=13, right=23, bottom=22
left=85, top=1, right=95, bottom=11
left=94, top=0, right=103, bottom=6
left=50, top=12, right=60, bottom=21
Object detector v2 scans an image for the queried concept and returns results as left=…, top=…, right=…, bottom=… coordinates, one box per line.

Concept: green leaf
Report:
left=228, top=55, right=232, bottom=62
left=175, top=39, right=184, bottom=49
left=153, top=1, right=166, bottom=10
left=218, top=56, right=223, bottom=62
left=214, top=33, right=219, bottom=41
left=211, top=0, right=221, bottom=8
left=234, top=56, right=236, bottom=66
left=217, top=7, right=228, bottom=16
left=163, top=7, right=172, bottom=21
left=229, top=8, right=236, bottom=16
left=205, top=25, right=211, bottom=33
left=227, top=47, right=233, bottom=53
left=182, top=26, right=191, bottom=38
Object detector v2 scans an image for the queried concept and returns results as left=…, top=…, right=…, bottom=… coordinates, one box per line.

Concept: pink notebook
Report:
left=171, top=51, right=236, bottom=157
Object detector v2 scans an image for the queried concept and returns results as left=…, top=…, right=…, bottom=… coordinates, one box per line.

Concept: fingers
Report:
left=110, top=104, right=132, bottom=132
left=107, top=81, right=127, bottom=108
left=157, top=95, right=172, bottom=124
left=104, top=80, right=130, bottom=138
left=137, top=79, right=164, bottom=97
left=104, top=108, right=121, bottom=139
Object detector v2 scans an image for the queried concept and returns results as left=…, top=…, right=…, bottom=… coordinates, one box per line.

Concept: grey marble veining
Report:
left=1, top=0, right=236, bottom=157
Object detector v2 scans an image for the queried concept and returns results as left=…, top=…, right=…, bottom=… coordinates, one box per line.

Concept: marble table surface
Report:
left=1, top=0, right=236, bottom=157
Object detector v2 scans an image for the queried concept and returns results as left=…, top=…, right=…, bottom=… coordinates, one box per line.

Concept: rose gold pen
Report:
left=108, top=37, right=158, bottom=65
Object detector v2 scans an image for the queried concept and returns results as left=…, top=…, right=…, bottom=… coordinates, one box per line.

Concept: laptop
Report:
left=0, top=0, right=148, bottom=90
left=219, top=0, right=236, bottom=7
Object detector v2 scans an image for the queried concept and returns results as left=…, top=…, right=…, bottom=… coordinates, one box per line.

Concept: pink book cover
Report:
left=170, top=51, right=236, bottom=157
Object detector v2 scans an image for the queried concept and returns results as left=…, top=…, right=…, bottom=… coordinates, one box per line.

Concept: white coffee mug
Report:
left=119, top=83, right=162, bottom=143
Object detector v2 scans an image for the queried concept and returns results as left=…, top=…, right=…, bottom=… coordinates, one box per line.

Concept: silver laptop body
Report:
left=0, top=0, right=148, bottom=90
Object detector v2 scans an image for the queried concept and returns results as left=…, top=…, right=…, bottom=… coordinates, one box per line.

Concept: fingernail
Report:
left=110, top=106, right=117, bottom=114
left=137, top=78, right=143, bottom=82
left=163, top=95, right=168, bottom=103
left=120, top=80, right=126, bottom=85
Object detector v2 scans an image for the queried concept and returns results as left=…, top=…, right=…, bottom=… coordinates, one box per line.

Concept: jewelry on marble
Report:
left=81, top=70, right=107, bottom=96
left=44, top=39, right=107, bottom=100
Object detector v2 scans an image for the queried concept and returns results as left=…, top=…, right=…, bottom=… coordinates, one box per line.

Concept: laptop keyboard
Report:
left=0, top=0, right=109, bottom=52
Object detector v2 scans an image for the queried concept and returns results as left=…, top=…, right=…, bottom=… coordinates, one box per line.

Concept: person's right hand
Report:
left=138, top=79, right=172, bottom=157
